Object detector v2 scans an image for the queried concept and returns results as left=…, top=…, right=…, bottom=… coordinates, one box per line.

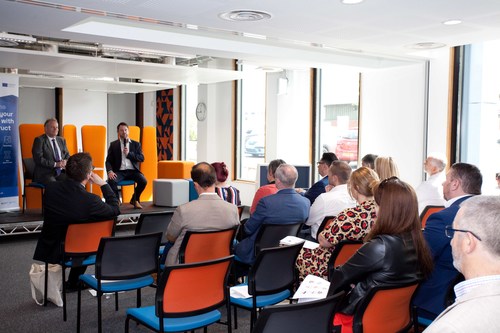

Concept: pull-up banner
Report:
left=0, top=75, right=19, bottom=212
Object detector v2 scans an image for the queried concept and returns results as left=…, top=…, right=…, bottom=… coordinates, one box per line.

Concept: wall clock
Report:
left=196, top=102, right=207, bottom=121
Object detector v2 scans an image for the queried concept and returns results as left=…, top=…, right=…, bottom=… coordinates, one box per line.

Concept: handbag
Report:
left=29, top=263, right=63, bottom=307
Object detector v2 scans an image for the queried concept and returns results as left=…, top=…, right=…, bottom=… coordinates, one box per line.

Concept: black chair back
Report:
left=252, top=291, right=345, bottom=333
left=249, top=242, right=304, bottom=296
left=96, top=232, right=162, bottom=280
left=135, top=211, right=173, bottom=245
left=23, top=157, right=36, bottom=179
left=254, top=222, right=303, bottom=256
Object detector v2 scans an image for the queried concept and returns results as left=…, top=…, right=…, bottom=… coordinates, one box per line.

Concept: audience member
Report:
left=249, top=159, right=286, bottom=214
left=234, top=164, right=309, bottom=264
left=300, top=152, right=338, bottom=205
left=165, top=162, right=240, bottom=266
left=305, top=161, right=356, bottom=239
left=329, top=177, right=433, bottom=333
left=416, top=153, right=447, bottom=214
left=105, top=122, right=147, bottom=209
left=361, top=154, right=378, bottom=169
left=32, top=118, right=70, bottom=185
left=296, top=167, right=379, bottom=280
left=374, top=156, right=399, bottom=180
left=413, top=162, right=482, bottom=321
left=211, top=162, right=241, bottom=205
left=424, top=196, right=500, bottom=332
left=33, top=152, right=120, bottom=291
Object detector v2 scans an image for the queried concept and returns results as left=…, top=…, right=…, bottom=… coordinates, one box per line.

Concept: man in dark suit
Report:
left=105, top=122, right=147, bottom=209
left=33, top=152, right=120, bottom=290
left=32, top=118, right=70, bottom=185
left=413, top=162, right=482, bottom=321
left=234, top=164, right=310, bottom=264
left=301, top=152, right=338, bottom=205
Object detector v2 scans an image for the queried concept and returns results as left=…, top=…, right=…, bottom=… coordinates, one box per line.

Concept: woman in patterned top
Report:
left=296, top=167, right=379, bottom=281
left=211, top=162, right=241, bottom=206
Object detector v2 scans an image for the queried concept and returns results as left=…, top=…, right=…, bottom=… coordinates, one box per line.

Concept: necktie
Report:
left=52, top=139, right=61, bottom=176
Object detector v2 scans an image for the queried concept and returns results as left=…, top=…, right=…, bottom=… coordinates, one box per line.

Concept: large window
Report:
left=318, top=67, right=361, bottom=170
left=458, top=41, right=500, bottom=194
left=236, top=63, right=267, bottom=181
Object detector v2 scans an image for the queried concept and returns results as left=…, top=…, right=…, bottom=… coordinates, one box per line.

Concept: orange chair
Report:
left=81, top=125, right=106, bottom=196
left=352, top=282, right=419, bottom=333
left=420, top=205, right=445, bottom=229
left=178, top=226, right=239, bottom=264
left=46, top=219, right=115, bottom=321
left=62, top=124, right=78, bottom=156
left=140, top=126, right=158, bottom=202
left=125, top=256, right=233, bottom=333
left=327, top=240, right=364, bottom=280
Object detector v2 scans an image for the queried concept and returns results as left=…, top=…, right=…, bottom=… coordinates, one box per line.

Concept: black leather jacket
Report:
left=329, top=233, right=423, bottom=315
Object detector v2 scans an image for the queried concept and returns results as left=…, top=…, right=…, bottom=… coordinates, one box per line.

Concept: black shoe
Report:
left=64, top=282, right=89, bottom=293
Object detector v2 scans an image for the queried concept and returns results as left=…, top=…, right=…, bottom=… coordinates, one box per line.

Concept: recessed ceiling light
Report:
left=443, top=19, right=462, bottom=25
left=405, top=42, right=446, bottom=50
left=341, top=0, right=364, bottom=4
left=219, top=10, right=272, bottom=22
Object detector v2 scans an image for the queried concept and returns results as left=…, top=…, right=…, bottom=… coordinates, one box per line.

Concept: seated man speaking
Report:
left=164, top=162, right=240, bottom=266
left=234, top=164, right=310, bottom=264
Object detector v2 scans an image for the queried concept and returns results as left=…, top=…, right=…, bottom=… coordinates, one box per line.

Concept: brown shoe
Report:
left=130, top=199, right=143, bottom=209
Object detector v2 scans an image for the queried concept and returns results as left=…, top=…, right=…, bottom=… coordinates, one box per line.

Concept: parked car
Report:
left=244, top=133, right=265, bottom=157
left=335, top=129, right=358, bottom=162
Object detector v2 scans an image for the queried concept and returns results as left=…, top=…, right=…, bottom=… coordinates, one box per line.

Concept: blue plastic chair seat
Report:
left=117, top=180, right=135, bottom=186
left=28, top=182, right=45, bottom=189
left=80, top=274, right=154, bottom=293
left=127, top=305, right=222, bottom=332
left=64, top=255, right=96, bottom=267
left=230, top=283, right=291, bottom=309
left=418, top=316, right=433, bottom=327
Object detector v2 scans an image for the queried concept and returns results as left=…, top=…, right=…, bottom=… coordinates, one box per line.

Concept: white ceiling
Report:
left=1, top=0, right=500, bottom=93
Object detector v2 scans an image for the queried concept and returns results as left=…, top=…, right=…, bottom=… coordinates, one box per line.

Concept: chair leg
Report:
left=250, top=307, right=256, bottom=332
left=226, top=299, right=232, bottom=333
left=43, top=262, right=48, bottom=306
left=233, top=306, right=238, bottom=329
left=77, top=286, right=82, bottom=333
left=137, top=288, right=142, bottom=308
left=98, top=291, right=102, bottom=333
left=62, top=265, right=67, bottom=321
left=125, top=316, right=130, bottom=333
left=115, top=292, right=119, bottom=311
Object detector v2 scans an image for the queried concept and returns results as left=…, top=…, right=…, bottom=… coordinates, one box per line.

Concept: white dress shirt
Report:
left=305, top=184, right=356, bottom=239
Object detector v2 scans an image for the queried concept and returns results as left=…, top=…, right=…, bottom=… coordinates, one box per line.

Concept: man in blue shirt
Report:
left=301, top=152, right=338, bottom=205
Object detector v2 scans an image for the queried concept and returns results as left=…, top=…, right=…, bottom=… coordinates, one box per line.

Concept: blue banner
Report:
left=0, top=75, right=19, bottom=212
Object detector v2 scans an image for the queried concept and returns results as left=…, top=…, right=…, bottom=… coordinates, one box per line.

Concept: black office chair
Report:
left=231, top=242, right=304, bottom=331
left=254, top=221, right=304, bottom=256
left=252, top=291, right=345, bottom=333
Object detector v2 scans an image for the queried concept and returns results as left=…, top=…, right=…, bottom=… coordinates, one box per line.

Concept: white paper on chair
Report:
left=230, top=285, right=251, bottom=299
left=279, top=236, right=319, bottom=249
left=293, top=274, right=331, bottom=303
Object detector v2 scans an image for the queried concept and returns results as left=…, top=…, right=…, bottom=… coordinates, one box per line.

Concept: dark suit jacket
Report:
left=32, top=134, right=70, bottom=184
left=105, top=139, right=144, bottom=173
left=303, top=176, right=328, bottom=204
left=413, top=195, right=472, bottom=318
left=33, top=179, right=120, bottom=264
left=234, top=188, right=310, bottom=264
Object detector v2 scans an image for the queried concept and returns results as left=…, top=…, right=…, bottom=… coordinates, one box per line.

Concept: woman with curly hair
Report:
left=296, top=167, right=379, bottom=281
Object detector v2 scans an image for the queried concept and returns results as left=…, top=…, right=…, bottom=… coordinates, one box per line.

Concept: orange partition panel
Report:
left=62, top=124, right=78, bottom=156
left=19, top=124, right=45, bottom=209
left=157, top=160, right=195, bottom=179
left=121, top=126, right=141, bottom=202
left=139, top=126, right=158, bottom=202
left=81, top=125, right=106, bottom=196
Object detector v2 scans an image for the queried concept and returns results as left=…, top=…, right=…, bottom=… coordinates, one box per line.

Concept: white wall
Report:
left=107, top=93, right=135, bottom=143
left=360, top=63, right=427, bottom=188
left=18, top=88, right=54, bottom=124
left=62, top=89, right=108, bottom=152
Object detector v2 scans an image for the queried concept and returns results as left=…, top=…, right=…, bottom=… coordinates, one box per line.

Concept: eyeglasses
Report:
left=445, top=225, right=482, bottom=241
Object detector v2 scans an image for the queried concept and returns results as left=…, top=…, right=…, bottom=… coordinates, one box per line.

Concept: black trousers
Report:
left=108, top=169, right=147, bottom=202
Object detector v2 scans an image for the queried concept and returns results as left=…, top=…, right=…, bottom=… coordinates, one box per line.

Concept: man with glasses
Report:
left=424, top=196, right=500, bottom=332
left=413, top=162, right=482, bottom=321
left=298, top=152, right=338, bottom=205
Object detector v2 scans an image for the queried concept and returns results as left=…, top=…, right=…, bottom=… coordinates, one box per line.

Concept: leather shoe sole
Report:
left=130, top=200, right=143, bottom=209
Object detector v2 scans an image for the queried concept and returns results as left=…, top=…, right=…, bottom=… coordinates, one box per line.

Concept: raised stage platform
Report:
left=0, top=202, right=175, bottom=237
